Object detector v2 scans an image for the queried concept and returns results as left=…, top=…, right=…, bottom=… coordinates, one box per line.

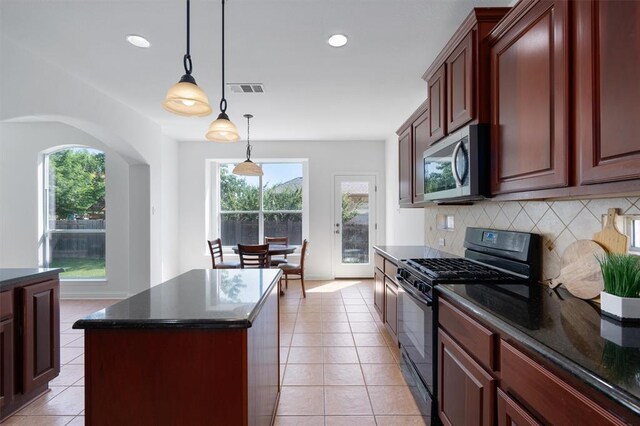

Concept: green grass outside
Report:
left=50, top=257, right=106, bottom=279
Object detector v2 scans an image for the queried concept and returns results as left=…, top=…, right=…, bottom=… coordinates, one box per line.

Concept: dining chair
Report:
left=278, top=239, right=308, bottom=298
left=265, top=236, right=289, bottom=267
left=237, top=244, right=270, bottom=269
left=207, top=239, right=240, bottom=269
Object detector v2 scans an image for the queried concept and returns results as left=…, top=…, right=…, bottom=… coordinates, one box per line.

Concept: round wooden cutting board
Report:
left=550, top=240, right=606, bottom=300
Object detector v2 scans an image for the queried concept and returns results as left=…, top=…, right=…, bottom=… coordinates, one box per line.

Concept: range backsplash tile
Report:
left=424, top=197, right=640, bottom=281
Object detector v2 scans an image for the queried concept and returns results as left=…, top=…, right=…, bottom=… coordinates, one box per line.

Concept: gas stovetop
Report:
left=404, top=257, right=528, bottom=285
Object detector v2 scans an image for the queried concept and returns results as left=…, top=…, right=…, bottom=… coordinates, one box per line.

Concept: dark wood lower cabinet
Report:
left=438, top=295, right=632, bottom=426
left=497, top=389, right=541, bottom=426
left=22, top=279, right=60, bottom=393
left=438, top=328, right=496, bottom=426
left=374, top=268, right=385, bottom=322
left=0, top=274, right=60, bottom=422
left=384, top=278, right=398, bottom=341
left=0, top=317, right=14, bottom=408
left=500, top=340, right=624, bottom=425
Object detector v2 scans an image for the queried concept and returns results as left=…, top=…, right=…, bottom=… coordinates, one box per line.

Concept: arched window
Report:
left=43, top=147, right=106, bottom=279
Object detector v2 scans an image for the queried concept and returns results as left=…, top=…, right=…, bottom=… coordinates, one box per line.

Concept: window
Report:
left=218, top=162, right=304, bottom=246
left=44, top=148, right=106, bottom=279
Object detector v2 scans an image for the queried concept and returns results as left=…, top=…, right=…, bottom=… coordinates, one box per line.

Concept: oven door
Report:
left=397, top=276, right=434, bottom=397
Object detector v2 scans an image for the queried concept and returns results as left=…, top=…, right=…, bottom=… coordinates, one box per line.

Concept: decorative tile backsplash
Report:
left=424, top=197, right=640, bottom=281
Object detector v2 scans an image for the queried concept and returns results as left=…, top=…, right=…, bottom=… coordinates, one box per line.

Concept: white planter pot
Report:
left=600, top=291, right=640, bottom=322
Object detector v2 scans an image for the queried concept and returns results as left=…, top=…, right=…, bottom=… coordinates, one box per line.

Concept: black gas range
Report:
left=395, top=227, right=541, bottom=415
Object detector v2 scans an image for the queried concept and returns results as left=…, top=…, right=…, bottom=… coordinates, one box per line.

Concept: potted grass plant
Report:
left=598, top=254, right=640, bottom=322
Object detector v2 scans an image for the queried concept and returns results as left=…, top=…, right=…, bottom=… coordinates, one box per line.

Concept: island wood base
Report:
left=83, top=284, right=279, bottom=426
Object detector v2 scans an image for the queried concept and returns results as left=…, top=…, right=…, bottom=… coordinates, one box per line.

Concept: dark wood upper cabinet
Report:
left=22, top=279, right=60, bottom=393
left=446, top=32, right=474, bottom=132
left=422, top=8, right=510, bottom=146
left=575, top=0, right=640, bottom=185
left=412, top=108, right=429, bottom=203
left=398, top=127, right=413, bottom=205
left=438, top=328, right=496, bottom=426
left=489, top=0, right=569, bottom=195
left=427, top=64, right=447, bottom=145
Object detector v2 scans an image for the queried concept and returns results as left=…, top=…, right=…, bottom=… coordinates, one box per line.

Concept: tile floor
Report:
left=2, top=279, right=430, bottom=426
left=274, top=279, right=430, bottom=425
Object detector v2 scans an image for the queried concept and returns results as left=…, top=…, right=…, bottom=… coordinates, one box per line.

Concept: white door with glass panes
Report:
left=333, top=175, right=376, bottom=278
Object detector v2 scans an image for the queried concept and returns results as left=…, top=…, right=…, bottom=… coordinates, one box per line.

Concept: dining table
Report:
left=231, top=244, right=297, bottom=257
left=231, top=244, right=297, bottom=295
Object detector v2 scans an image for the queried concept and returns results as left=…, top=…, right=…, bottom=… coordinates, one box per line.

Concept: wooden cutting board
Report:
left=550, top=240, right=606, bottom=300
left=593, top=208, right=629, bottom=254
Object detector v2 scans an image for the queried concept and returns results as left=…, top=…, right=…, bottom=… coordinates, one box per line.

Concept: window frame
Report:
left=42, top=146, right=107, bottom=281
left=212, top=159, right=309, bottom=250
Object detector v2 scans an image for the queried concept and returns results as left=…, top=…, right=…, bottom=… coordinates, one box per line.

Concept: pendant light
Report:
left=233, top=114, right=263, bottom=176
left=162, top=0, right=212, bottom=116
left=206, top=0, right=240, bottom=142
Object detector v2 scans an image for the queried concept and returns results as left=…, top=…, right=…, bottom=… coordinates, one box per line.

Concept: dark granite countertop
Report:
left=437, top=283, right=640, bottom=418
left=373, top=245, right=454, bottom=263
left=73, top=268, right=282, bottom=330
left=0, top=268, right=64, bottom=291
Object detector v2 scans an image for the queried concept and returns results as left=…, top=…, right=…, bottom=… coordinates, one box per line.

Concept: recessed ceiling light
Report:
left=126, top=34, right=151, bottom=48
left=328, top=34, right=348, bottom=48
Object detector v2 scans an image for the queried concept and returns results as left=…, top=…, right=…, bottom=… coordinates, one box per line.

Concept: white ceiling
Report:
left=0, top=0, right=509, bottom=142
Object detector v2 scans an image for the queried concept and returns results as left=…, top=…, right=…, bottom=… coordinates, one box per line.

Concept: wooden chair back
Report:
left=207, top=238, right=224, bottom=268
left=300, top=239, right=309, bottom=270
left=237, top=244, right=270, bottom=268
left=265, top=236, right=289, bottom=258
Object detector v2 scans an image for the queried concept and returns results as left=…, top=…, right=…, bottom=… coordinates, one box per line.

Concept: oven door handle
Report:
left=396, top=275, right=433, bottom=307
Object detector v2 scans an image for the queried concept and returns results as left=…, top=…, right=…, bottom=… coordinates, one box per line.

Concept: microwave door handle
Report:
left=452, top=141, right=464, bottom=187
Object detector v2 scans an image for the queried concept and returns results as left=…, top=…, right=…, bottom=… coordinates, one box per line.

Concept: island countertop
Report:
left=73, top=268, right=282, bottom=330
left=0, top=268, right=64, bottom=291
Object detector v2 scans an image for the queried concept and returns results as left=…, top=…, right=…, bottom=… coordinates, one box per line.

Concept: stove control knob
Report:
left=397, top=269, right=409, bottom=281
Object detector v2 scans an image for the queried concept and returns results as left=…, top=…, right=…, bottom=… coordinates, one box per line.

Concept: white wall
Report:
left=0, top=35, right=180, bottom=292
left=384, top=133, right=425, bottom=245
left=0, top=122, right=135, bottom=298
left=178, top=140, right=386, bottom=280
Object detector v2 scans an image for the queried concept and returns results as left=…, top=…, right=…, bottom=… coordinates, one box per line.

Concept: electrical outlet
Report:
left=438, top=238, right=446, bottom=247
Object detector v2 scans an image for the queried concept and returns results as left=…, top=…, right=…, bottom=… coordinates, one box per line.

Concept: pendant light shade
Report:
left=206, top=0, right=239, bottom=142
left=232, top=160, right=263, bottom=176
left=162, top=0, right=212, bottom=117
left=206, top=111, right=240, bottom=142
left=163, top=78, right=212, bottom=117
left=233, top=114, right=263, bottom=176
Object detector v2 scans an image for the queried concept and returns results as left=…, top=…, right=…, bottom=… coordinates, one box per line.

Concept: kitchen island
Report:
left=74, top=268, right=282, bottom=426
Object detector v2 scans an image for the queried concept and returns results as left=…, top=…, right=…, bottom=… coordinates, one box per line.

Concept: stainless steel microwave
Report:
left=422, top=124, right=489, bottom=203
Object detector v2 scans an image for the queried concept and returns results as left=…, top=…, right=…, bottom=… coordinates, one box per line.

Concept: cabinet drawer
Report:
left=374, top=253, right=385, bottom=272
left=439, top=298, right=496, bottom=371
left=0, top=291, right=12, bottom=320
left=500, top=340, right=624, bottom=426
left=384, top=260, right=398, bottom=281
left=497, top=388, right=541, bottom=426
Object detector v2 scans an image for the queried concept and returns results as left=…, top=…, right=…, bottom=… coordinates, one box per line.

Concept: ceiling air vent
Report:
left=228, top=83, right=265, bottom=94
